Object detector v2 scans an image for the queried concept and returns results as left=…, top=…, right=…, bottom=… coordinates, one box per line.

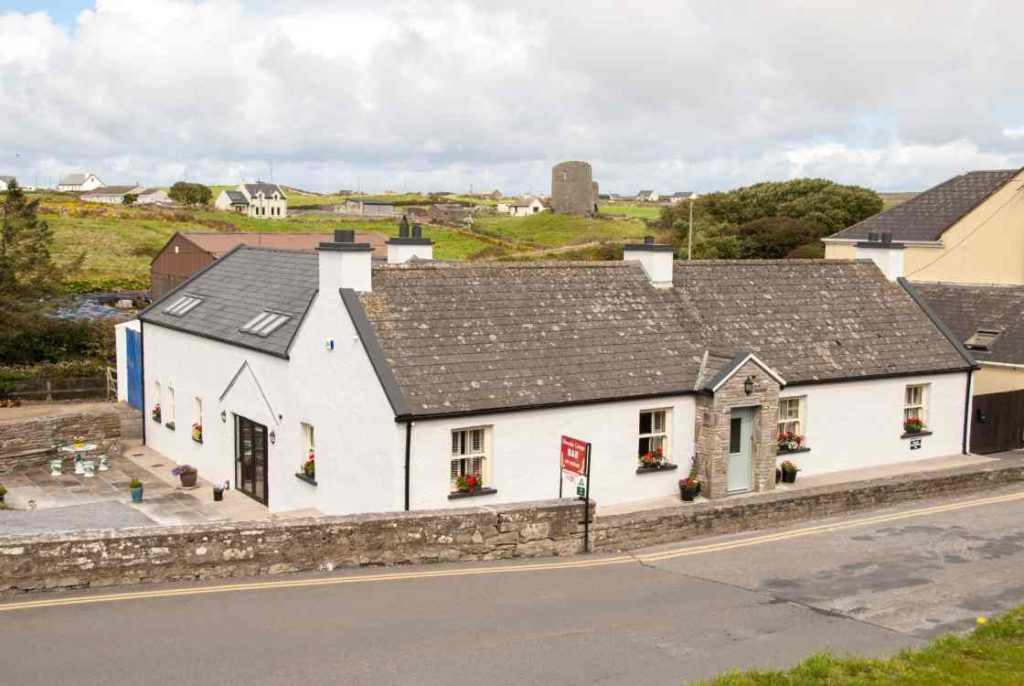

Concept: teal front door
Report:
left=727, top=407, right=755, bottom=493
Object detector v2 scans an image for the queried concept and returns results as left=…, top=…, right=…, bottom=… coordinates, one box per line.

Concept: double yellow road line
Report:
left=1, top=489, right=1022, bottom=613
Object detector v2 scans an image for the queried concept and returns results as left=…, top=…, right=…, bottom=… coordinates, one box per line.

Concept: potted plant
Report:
left=0, top=485, right=7, bottom=504
left=213, top=484, right=224, bottom=502
left=780, top=460, right=800, bottom=484
left=301, top=450, right=315, bottom=480
left=904, top=417, right=924, bottom=434
left=455, top=474, right=480, bottom=494
left=679, top=477, right=700, bottom=502
left=777, top=431, right=804, bottom=453
left=129, top=477, right=144, bottom=503
left=172, top=464, right=198, bottom=488
left=191, top=422, right=203, bottom=443
left=151, top=403, right=161, bottom=423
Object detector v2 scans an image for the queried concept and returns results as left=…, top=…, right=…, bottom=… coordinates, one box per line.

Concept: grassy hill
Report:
left=32, top=192, right=653, bottom=292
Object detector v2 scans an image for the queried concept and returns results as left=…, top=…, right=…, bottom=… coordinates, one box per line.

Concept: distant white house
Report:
left=0, top=175, right=15, bottom=192
left=82, top=185, right=172, bottom=205
left=669, top=192, right=695, bottom=205
left=58, top=173, right=104, bottom=192
left=636, top=190, right=659, bottom=203
left=506, top=196, right=548, bottom=217
left=214, top=183, right=288, bottom=219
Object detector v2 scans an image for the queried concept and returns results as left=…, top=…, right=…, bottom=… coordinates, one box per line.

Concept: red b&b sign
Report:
left=560, top=435, right=588, bottom=475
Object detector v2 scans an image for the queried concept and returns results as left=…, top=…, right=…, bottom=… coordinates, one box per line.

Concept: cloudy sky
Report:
left=1, top=0, right=1023, bottom=194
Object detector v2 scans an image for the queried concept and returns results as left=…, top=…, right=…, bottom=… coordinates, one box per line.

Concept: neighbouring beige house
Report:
left=214, top=183, right=288, bottom=218
left=82, top=185, right=171, bottom=205
left=825, top=168, right=1024, bottom=449
left=58, top=172, right=104, bottom=192
left=823, top=168, right=1024, bottom=285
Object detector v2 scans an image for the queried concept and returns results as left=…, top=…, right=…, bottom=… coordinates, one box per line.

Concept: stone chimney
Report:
left=623, top=236, right=674, bottom=287
left=386, top=224, right=434, bottom=264
left=318, top=229, right=373, bottom=293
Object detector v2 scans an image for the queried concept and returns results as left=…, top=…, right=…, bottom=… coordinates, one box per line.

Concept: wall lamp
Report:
left=743, top=375, right=755, bottom=396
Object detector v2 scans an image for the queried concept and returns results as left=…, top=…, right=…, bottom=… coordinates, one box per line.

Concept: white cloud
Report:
left=1, top=0, right=1023, bottom=193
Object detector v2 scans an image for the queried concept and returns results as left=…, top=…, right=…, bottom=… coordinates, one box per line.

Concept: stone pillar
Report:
left=693, top=359, right=781, bottom=499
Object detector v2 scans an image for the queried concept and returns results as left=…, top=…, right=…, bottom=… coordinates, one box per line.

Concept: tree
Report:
left=123, top=193, right=138, bottom=205
left=659, top=178, right=882, bottom=260
left=168, top=181, right=213, bottom=206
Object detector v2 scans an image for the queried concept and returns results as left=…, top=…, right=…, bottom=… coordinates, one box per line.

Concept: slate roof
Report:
left=244, top=183, right=287, bottom=199
left=224, top=190, right=248, bottom=204
left=0, top=175, right=15, bottom=183
left=142, top=250, right=971, bottom=416
left=360, top=262, right=706, bottom=415
left=59, top=173, right=88, bottom=186
left=83, top=185, right=141, bottom=195
left=671, top=260, right=970, bottom=384
left=141, top=247, right=317, bottom=358
left=907, top=281, right=1024, bottom=365
left=829, top=170, right=1019, bottom=243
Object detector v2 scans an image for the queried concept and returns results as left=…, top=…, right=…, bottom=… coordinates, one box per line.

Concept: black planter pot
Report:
left=213, top=487, right=224, bottom=502
left=680, top=486, right=696, bottom=502
left=781, top=470, right=797, bottom=484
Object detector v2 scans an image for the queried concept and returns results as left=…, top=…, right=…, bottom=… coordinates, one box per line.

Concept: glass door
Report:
left=235, top=415, right=268, bottom=505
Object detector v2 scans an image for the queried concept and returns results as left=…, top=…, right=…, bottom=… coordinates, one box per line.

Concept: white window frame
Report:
left=777, top=396, right=806, bottom=437
left=301, top=422, right=315, bottom=458
left=450, top=426, right=490, bottom=491
left=167, top=386, right=176, bottom=426
left=193, top=397, right=202, bottom=429
left=638, top=408, right=671, bottom=460
left=903, top=384, right=929, bottom=428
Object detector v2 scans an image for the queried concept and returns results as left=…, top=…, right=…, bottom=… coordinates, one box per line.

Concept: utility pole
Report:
left=687, top=193, right=699, bottom=260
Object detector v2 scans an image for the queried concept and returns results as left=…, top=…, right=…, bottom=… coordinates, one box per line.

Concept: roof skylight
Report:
left=964, top=328, right=1001, bottom=351
left=240, top=310, right=291, bottom=337
left=164, top=294, right=203, bottom=317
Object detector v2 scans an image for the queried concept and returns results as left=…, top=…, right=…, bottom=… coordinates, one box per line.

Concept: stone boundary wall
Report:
left=0, top=499, right=589, bottom=596
left=595, top=457, right=1024, bottom=552
left=0, top=404, right=124, bottom=475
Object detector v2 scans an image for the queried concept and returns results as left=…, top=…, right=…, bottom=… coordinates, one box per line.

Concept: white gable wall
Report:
left=142, top=290, right=403, bottom=515
left=782, top=371, right=968, bottom=478
left=409, top=395, right=698, bottom=510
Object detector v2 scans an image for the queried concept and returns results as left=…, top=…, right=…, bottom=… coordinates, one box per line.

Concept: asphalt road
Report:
left=2, top=486, right=1023, bottom=685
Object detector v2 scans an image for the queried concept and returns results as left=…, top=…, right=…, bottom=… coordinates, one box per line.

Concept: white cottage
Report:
left=58, top=172, right=104, bottom=192
left=132, top=233, right=974, bottom=515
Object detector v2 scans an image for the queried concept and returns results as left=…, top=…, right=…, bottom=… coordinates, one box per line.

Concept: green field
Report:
left=599, top=204, right=662, bottom=220
left=879, top=192, right=917, bottom=210
left=701, top=606, right=1024, bottom=685
left=473, top=212, right=650, bottom=248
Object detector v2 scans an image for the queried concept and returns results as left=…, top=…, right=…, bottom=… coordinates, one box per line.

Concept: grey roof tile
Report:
left=908, top=281, right=1024, bottom=366
left=830, top=170, right=1018, bottom=242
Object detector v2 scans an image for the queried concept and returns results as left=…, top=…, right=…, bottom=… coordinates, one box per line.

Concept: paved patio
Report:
left=0, top=439, right=320, bottom=533
left=598, top=452, right=1006, bottom=516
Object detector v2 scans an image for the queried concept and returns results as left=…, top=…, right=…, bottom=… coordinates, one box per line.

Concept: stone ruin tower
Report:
left=551, top=161, right=599, bottom=216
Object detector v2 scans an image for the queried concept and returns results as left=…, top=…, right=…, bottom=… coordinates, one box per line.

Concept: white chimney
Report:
left=855, top=232, right=904, bottom=281
left=318, top=229, right=373, bottom=293
left=387, top=224, right=434, bottom=264
left=623, top=236, right=674, bottom=287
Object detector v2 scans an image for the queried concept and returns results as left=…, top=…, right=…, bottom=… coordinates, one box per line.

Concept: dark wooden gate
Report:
left=970, top=390, right=1024, bottom=454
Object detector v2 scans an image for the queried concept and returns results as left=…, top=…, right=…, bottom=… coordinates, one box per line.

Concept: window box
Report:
left=900, top=430, right=933, bottom=440
left=448, top=487, right=497, bottom=500
left=777, top=446, right=811, bottom=455
left=165, top=421, right=176, bottom=431
left=636, top=463, right=679, bottom=475
left=295, top=472, right=317, bottom=486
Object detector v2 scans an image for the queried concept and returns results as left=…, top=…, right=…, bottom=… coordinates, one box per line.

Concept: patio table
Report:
left=58, top=443, right=98, bottom=476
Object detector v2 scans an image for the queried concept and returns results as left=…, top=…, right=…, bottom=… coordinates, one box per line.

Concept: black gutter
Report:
left=962, top=367, right=974, bottom=455
left=403, top=420, right=413, bottom=511
left=140, top=320, right=147, bottom=446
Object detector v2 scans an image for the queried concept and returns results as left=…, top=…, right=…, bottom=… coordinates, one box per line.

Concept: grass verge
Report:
left=700, top=606, right=1024, bottom=685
